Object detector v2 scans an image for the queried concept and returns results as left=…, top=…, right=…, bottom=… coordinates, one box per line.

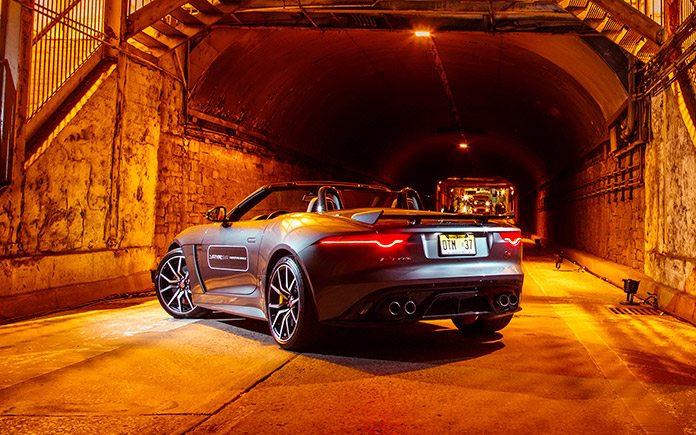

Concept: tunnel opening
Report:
left=187, top=28, right=628, bottom=235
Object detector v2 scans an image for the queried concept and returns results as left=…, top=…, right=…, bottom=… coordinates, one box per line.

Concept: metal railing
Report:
left=676, top=0, right=695, bottom=28
left=127, top=0, right=156, bottom=15
left=627, top=0, right=665, bottom=26
left=28, top=0, right=105, bottom=120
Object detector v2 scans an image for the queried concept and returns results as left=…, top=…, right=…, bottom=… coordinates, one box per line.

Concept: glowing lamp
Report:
left=320, top=234, right=408, bottom=249
left=415, top=30, right=431, bottom=37
left=501, top=231, right=522, bottom=247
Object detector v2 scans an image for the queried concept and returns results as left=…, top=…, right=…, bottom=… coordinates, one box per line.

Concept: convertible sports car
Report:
left=154, top=181, right=523, bottom=349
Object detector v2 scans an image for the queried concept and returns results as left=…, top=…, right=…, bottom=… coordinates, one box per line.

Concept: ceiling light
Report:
left=459, top=143, right=469, bottom=149
left=414, top=30, right=431, bottom=37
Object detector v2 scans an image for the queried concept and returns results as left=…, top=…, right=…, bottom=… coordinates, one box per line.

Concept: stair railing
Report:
left=27, top=0, right=106, bottom=121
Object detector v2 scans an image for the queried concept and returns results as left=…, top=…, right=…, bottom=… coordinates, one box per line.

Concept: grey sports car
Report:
left=154, top=181, right=524, bottom=349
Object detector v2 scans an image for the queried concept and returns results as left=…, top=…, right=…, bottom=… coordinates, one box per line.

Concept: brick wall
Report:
left=154, top=130, right=334, bottom=256
left=153, top=69, right=348, bottom=256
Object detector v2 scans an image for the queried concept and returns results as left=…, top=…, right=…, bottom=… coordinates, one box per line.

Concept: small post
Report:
left=534, top=238, right=542, bottom=255
left=621, top=278, right=640, bottom=305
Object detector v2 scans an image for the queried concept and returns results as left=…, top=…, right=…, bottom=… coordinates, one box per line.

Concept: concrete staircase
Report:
left=126, top=0, right=242, bottom=58
left=556, top=0, right=663, bottom=60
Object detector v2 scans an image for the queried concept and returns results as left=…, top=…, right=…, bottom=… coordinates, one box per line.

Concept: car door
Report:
left=196, top=220, right=266, bottom=295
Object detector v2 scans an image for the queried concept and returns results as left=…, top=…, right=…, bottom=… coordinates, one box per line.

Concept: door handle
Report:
left=247, top=237, right=257, bottom=243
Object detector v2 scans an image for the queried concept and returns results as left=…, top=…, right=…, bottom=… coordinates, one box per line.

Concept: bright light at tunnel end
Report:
left=414, top=30, right=431, bottom=37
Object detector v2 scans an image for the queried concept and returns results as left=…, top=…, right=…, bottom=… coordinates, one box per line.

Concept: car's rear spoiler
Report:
left=350, top=210, right=515, bottom=225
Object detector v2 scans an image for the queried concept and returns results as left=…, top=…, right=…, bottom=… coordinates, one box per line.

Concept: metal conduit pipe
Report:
left=622, top=57, right=636, bottom=141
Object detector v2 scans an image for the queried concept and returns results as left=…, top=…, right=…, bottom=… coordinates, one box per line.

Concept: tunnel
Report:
left=2, top=0, right=695, bottom=325
left=186, top=29, right=627, bottom=235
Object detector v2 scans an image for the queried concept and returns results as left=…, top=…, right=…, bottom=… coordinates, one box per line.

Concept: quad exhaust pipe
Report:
left=497, top=294, right=510, bottom=308
left=388, top=301, right=401, bottom=316
left=496, top=293, right=519, bottom=311
left=509, top=293, right=519, bottom=306
left=388, top=299, right=417, bottom=316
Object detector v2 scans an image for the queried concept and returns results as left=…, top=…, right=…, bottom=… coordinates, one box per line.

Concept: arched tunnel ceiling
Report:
left=188, top=28, right=628, bottom=192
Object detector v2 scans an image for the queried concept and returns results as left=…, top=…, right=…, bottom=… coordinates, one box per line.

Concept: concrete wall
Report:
left=647, top=89, right=696, bottom=300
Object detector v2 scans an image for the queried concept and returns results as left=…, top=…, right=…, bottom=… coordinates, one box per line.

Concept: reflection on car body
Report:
left=153, top=181, right=523, bottom=350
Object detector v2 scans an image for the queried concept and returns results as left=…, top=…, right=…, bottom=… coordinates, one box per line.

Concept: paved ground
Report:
left=1, top=252, right=695, bottom=434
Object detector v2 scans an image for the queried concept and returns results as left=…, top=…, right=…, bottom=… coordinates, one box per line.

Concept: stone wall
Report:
left=575, top=191, right=645, bottom=269
left=542, top=144, right=645, bottom=271
left=646, top=89, right=696, bottom=298
left=0, top=53, right=346, bottom=321
left=0, top=59, right=162, bottom=320
left=567, top=160, right=644, bottom=270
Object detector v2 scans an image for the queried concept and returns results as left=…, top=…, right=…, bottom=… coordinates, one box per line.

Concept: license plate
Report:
left=439, top=233, right=476, bottom=256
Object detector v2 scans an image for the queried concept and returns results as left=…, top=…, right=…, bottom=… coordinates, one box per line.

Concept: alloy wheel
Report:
left=268, top=262, right=301, bottom=343
left=157, top=253, right=196, bottom=315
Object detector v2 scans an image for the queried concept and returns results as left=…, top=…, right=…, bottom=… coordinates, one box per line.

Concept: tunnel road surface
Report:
left=1, top=253, right=695, bottom=434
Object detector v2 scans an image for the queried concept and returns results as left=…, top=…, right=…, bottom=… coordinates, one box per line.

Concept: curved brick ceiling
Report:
left=188, top=28, right=627, bottom=193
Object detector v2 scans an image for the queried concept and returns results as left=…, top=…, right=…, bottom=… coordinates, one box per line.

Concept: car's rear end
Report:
left=298, top=210, right=523, bottom=329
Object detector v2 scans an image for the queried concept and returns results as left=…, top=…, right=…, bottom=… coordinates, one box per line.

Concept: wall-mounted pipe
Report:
left=621, top=57, right=636, bottom=142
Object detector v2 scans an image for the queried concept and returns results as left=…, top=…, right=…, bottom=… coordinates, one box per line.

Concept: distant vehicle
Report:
left=153, top=181, right=523, bottom=350
left=436, top=177, right=517, bottom=219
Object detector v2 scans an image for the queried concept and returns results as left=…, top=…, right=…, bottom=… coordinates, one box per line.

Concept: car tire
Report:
left=266, top=256, right=320, bottom=350
left=452, top=315, right=513, bottom=334
left=155, top=248, right=210, bottom=319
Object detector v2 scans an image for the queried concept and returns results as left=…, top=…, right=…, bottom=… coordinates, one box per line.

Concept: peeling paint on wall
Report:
left=647, top=90, right=696, bottom=297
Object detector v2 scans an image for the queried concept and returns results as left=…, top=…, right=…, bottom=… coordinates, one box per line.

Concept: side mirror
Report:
left=205, top=205, right=227, bottom=223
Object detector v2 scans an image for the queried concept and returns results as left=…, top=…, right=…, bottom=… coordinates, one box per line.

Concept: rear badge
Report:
left=379, top=256, right=412, bottom=262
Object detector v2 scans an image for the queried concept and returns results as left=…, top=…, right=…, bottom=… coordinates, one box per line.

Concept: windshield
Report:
left=236, top=186, right=399, bottom=221
left=239, top=188, right=318, bottom=221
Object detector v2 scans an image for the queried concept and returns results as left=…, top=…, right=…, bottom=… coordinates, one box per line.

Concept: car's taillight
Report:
left=501, top=231, right=522, bottom=247
left=320, top=234, right=408, bottom=248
